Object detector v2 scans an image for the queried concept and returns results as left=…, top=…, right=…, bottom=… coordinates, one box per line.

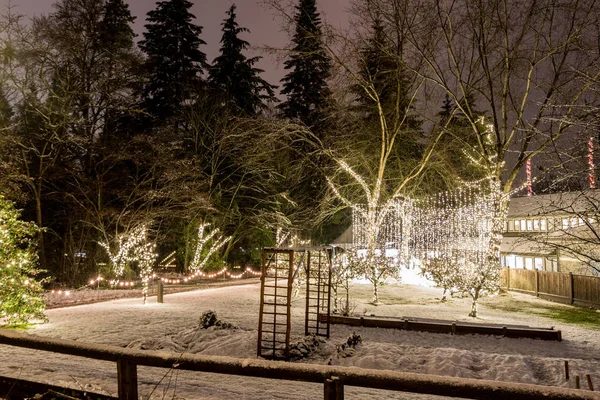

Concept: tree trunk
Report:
left=34, top=183, right=46, bottom=271
left=469, top=290, right=479, bottom=318
left=372, top=277, right=379, bottom=304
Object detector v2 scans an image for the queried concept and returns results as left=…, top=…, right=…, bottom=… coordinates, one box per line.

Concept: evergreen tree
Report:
left=353, top=17, right=420, bottom=131
left=434, top=93, right=488, bottom=186
left=209, top=4, right=276, bottom=116
left=278, top=0, right=332, bottom=131
left=0, top=195, right=46, bottom=325
left=0, top=86, right=12, bottom=129
left=97, top=0, right=136, bottom=55
left=139, top=0, right=208, bottom=121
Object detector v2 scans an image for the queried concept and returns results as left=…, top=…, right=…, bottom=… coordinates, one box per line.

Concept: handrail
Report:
left=0, top=329, right=598, bottom=400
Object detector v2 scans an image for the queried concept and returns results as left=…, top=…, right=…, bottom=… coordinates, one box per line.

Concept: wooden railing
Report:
left=1, top=329, right=598, bottom=400
left=502, top=268, right=600, bottom=308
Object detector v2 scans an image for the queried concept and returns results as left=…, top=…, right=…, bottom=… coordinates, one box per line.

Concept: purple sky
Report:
left=2, top=0, right=351, bottom=89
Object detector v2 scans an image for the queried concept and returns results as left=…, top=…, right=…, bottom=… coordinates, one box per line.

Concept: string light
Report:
left=189, top=223, right=231, bottom=272
left=351, top=176, right=507, bottom=267
left=98, top=224, right=157, bottom=279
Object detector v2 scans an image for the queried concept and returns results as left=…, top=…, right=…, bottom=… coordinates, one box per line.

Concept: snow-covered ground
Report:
left=1, top=282, right=599, bottom=399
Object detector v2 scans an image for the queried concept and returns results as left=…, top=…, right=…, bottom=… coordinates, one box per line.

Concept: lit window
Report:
left=505, top=254, right=516, bottom=268
left=525, top=257, right=533, bottom=270
left=578, top=218, right=583, bottom=226
left=504, top=221, right=508, bottom=232
left=533, top=219, right=540, bottom=230
left=570, top=218, right=577, bottom=227
left=508, top=220, right=515, bottom=231
left=515, top=256, right=524, bottom=269
left=515, top=220, right=521, bottom=230
left=534, top=257, right=543, bottom=270
left=521, top=219, right=527, bottom=230
left=562, top=218, right=569, bottom=229
left=527, top=220, right=533, bottom=231
left=540, top=219, right=547, bottom=230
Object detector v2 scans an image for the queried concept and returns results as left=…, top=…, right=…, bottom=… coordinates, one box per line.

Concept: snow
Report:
left=1, top=281, right=599, bottom=399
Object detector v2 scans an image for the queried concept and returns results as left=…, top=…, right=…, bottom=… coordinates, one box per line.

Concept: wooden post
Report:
left=564, top=361, right=569, bottom=380
left=569, top=272, right=574, bottom=305
left=576, top=375, right=581, bottom=389
left=157, top=281, right=164, bottom=303
left=535, top=270, right=539, bottom=296
left=257, top=250, right=267, bottom=357
left=324, top=376, right=344, bottom=400
left=586, top=374, right=594, bottom=391
left=507, top=267, right=510, bottom=290
left=117, top=359, right=138, bottom=399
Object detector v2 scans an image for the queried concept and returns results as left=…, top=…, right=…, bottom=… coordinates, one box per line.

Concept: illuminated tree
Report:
left=420, top=257, right=461, bottom=301
left=455, top=259, right=500, bottom=318
left=0, top=195, right=46, bottom=325
left=98, top=223, right=156, bottom=279
left=189, top=222, right=231, bottom=272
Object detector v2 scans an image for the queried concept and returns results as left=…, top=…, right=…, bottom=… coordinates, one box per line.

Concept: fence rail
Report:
left=1, top=329, right=598, bottom=400
left=501, top=268, right=600, bottom=308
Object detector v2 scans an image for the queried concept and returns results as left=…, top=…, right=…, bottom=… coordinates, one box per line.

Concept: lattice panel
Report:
left=305, top=249, right=331, bottom=338
left=257, top=249, right=294, bottom=360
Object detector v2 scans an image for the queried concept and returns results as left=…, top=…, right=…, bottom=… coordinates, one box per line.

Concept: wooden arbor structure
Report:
left=257, top=247, right=333, bottom=360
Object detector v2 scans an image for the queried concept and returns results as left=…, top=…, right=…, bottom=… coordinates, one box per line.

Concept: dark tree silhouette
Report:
left=209, top=4, right=276, bottom=116
left=278, top=0, right=332, bottom=132
left=139, top=0, right=208, bottom=122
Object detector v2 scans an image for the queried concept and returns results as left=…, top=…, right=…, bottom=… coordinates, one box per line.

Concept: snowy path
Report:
left=1, top=283, right=599, bottom=399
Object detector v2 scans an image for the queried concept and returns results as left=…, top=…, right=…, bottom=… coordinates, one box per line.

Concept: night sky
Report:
left=1, top=0, right=351, bottom=89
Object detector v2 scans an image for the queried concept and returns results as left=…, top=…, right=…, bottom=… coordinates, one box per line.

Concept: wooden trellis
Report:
left=305, top=248, right=332, bottom=338
left=257, top=247, right=332, bottom=361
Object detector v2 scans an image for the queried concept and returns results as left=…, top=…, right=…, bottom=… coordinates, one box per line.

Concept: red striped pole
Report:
left=526, top=159, right=532, bottom=196
left=589, top=137, right=595, bottom=189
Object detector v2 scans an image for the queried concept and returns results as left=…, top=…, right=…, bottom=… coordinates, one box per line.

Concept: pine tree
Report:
left=278, top=0, right=332, bottom=131
left=209, top=4, right=276, bottom=116
left=97, top=0, right=136, bottom=55
left=0, top=195, right=46, bottom=325
left=139, top=0, right=208, bottom=121
left=354, top=17, right=420, bottom=131
left=0, top=86, right=12, bottom=129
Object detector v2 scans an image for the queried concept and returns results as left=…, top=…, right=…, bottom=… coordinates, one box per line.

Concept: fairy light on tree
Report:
left=0, top=196, right=47, bottom=325
left=139, top=241, right=157, bottom=304
left=189, top=223, right=231, bottom=272
left=347, top=117, right=508, bottom=316
left=99, top=223, right=157, bottom=303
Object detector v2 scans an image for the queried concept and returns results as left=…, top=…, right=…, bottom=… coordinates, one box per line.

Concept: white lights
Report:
left=99, top=224, right=157, bottom=279
left=189, top=223, right=231, bottom=272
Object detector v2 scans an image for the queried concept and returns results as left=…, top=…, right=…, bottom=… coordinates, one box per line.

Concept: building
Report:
left=501, top=190, right=600, bottom=276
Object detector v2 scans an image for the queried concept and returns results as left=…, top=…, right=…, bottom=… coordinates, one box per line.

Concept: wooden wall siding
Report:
left=502, top=268, right=600, bottom=308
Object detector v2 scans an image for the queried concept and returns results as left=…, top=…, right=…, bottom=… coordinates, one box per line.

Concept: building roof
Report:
left=331, top=225, right=353, bottom=245
left=507, top=189, right=600, bottom=218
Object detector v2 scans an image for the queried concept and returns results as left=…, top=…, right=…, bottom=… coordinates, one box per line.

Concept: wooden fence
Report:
left=1, top=329, right=598, bottom=400
left=501, top=268, right=600, bottom=308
